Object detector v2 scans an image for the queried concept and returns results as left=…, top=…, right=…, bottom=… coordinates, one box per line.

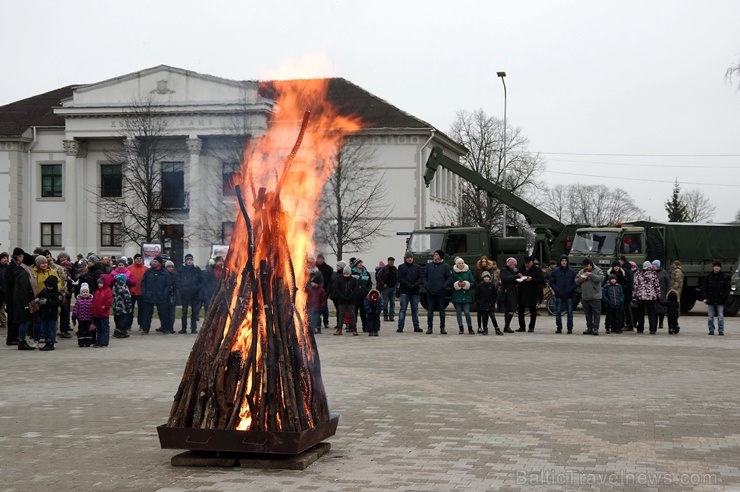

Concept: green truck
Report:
left=729, top=256, right=740, bottom=316
left=410, top=146, right=740, bottom=314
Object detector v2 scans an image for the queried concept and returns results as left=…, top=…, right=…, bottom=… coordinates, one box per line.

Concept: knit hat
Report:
left=642, top=261, right=652, bottom=270
left=35, top=256, right=48, bottom=266
left=434, top=250, right=445, bottom=259
left=97, top=276, right=105, bottom=284
left=608, top=274, right=617, bottom=281
left=165, top=260, right=175, bottom=268
left=152, top=256, right=164, bottom=265
left=88, top=254, right=101, bottom=264
left=336, top=260, right=347, bottom=270
left=482, top=271, right=491, bottom=279
left=582, top=258, right=594, bottom=266
left=12, top=247, right=25, bottom=257
left=404, top=251, right=413, bottom=259
left=115, top=273, right=127, bottom=283
left=713, top=260, right=722, bottom=267
left=44, top=276, right=58, bottom=287
left=119, top=256, right=127, bottom=263
left=651, top=259, right=661, bottom=267
left=611, top=260, right=620, bottom=267
left=116, top=258, right=127, bottom=267
left=184, top=253, right=194, bottom=261
left=454, top=256, right=464, bottom=265
left=342, top=266, right=352, bottom=276
left=80, top=282, right=90, bottom=293
left=506, top=257, right=517, bottom=267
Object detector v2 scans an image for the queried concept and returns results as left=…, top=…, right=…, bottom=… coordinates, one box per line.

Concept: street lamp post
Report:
left=497, top=71, right=507, bottom=238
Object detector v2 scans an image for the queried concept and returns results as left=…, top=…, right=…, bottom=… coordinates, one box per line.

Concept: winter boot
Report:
left=39, top=342, right=55, bottom=351
left=468, top=326, right=475, bottom=335
left=18, top=340, right=36, bottom=351
left=503, top=314, right=514, bottom=333
left=495, top=328, right=504, bottom=336
left=459, top=326, right=464, bottom=335
left=333, top=327, right=343, bottom=336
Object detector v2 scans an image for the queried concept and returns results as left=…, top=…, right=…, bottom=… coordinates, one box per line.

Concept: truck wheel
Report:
left=725, top=298, right=740, bottom=317
left=679, top=295, right=696, bottom=313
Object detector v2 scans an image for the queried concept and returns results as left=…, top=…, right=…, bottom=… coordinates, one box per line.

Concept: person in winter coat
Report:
left=601, top=274, right=624, bottom=334
left=652, top=260, right=670, bottom=329
left=423, top=249, right=453, bottom=335
left=329, top=260, right=347, bottom=330
left=315, top=253, right=335, bottom=331
left=306, top=271, right=327, bottom=334
left=82, top=255, right=105, bottom=295
left=201, top=256, right=224, bottom=315
left=666, top=289, right=681, bottom=335
left=92, top=276, right=113, bottom=347
left=549, top=254, right=576, bottom=334
left=176, top=253, right=202, bottom=334
left=332, top=266, right=359, bottom=335
left=127, top=254, right=147, bottom=330
left=112, top=274, right=132, bottom=339
left=5, top=248, right=26, bottom=347
left=670, top=260, right=684, bottom=303
left=633, top=261, right=661, bottom=334
left=36, top=275, right=63, bottom=351
left=363, top=289, right=384, bottom=336
left=474, top=256, right=497, bottom=333
left=575, top=258, right=605, bottom=335
left=72, top=282, right=94, bottom=347
left=396, top=252, right=423, bottom=333
left=14, top=252, right=38, bottom=350
left=351, top=259, right=373, bottom=332
left=604, top=260, right=628, bottom=333
left=618, top=255, right=635, bottom=330
left=475, top=271, right=501, bottom=335
left=702, top=260, right=730, bottom=335
left=140, top=256, right=173, bottom=334
left=376, top=257, right=398, bottom=322
left=498, top=257, right=520, bottom=333
left=451, top=257, right=475, bottom=335
left=516, top=256, right=544, bottom=333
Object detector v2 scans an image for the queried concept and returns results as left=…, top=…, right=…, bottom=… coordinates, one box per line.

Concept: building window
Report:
left=101, top=164, right=123, bottom=197
left=41, top=223, right=62, bottom=247
left=222, top=221, right=235, bottom=244
left=161, top=161, right=185, bottom=209
left=223, top=162, right=240, bottom=196
left=101, top=222, right=123, bottom=247
left=41, top=164, right=63, bottom=197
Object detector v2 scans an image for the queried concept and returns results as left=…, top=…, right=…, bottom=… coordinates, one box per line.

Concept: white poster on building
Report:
left=142, top=243, right=162, bottom=267
left=210, top=244, right=229, bottom=261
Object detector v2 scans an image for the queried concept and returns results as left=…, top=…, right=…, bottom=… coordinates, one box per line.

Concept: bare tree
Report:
left=98, top=95, right=182, bottom=246
left=541, top=184, right=644, bottom=226
left=314, top=137, right=393, bottom=260
left=726, top=57, right=740, bottom=91
left=448, top=109, right=544, bottom=235
left=682, top=189, right=716, bottom=223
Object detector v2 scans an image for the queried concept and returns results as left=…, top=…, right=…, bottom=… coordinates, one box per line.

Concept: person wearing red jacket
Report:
left=92, top=276, right=112, bottom=347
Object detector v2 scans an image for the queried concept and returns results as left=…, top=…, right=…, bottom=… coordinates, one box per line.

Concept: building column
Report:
left=186, top=137, right=202, bottom=252
left=63, top=139, right=87, bottom=256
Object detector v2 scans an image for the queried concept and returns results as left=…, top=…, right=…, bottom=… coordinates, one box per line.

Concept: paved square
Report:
left=1, top=306, right=738, bottom=491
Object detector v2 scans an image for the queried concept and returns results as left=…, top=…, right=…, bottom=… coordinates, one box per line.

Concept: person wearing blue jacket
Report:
left=602, top=274, right=624, bottom=334
left=140, top=256, right=173, bottom=334
left=423, top=249, right=453, bottom=334
left=549, top=254, right=576, bottom=334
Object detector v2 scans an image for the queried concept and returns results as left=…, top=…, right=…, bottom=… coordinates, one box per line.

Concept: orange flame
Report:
left=225, top=79, right=363, bottom=430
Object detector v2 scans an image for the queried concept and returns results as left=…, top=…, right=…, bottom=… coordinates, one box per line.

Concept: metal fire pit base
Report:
left=170, top=442, right=331, bottom=470
left=157, top=413, right=339, bottom=455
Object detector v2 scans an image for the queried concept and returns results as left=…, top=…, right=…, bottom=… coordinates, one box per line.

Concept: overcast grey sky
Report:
left=3, top=0, right=740, bottom=222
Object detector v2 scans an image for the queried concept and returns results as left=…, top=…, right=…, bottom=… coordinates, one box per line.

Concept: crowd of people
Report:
left=306, top=250, right=731, bottom=338
left=1, top=247, right=731, bottom=349
left=0, top=248, right=225, bottom=350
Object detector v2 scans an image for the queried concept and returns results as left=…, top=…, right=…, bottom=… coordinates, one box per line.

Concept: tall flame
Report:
left=225, top=79, right=363, bottom=430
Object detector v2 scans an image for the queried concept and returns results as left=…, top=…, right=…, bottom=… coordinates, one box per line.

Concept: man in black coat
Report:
left=315, top=253, right=334, bottom=332
left=377, top=257, right=398, bottom=322
left=423, top=250, right=453, bottom=334
left=396, top=252, right=423, bottom=333
left=332, top=266, right=359, bottom=335
left=702, top=261, right=730, bottom=335
left=3, top=249, right=24, bottom=345
left=176, top=253, right=202, bottom=334
left=516, top=256, right=544, bottom=332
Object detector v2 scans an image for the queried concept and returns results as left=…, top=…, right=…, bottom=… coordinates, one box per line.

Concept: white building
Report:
left=0, top=65, right=463, bottom=266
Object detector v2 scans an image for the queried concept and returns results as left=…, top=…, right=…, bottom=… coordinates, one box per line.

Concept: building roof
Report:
left=0, top=85, right=76, bottom=137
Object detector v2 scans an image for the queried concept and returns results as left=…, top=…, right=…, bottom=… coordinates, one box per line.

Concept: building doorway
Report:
left=161, top=224, right=184, bottom=266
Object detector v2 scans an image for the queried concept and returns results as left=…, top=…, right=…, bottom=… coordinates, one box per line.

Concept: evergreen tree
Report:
left=665, top=180, right=688, bottom=222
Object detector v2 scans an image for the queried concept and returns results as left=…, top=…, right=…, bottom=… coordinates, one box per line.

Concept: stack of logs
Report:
left=166, top=112, right=331, bottom=433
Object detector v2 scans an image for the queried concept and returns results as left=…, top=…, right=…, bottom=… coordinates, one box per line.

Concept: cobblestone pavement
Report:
left=1, top=306, right=739, bottom=491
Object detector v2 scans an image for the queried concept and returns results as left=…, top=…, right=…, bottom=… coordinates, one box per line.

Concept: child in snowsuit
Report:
left=73, top=283, right=94, bottom=347
left=92, top=276, right=113, bottom=347
left=602, top=274, right=624, bottom=334
left=112, top=273, right=132, bottom=339
left=37, top=275, right=63, bottom=351
left=475, top=271, right=502, bottom=335
left=363, top=289, right=384, bottom=337
left=666, top=289, right=680, bottom=335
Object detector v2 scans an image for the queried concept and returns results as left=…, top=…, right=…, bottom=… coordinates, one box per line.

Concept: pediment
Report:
left=64, top=65, right=260, bottom=108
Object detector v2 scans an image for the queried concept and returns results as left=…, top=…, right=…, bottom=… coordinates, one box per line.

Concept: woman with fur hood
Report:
left=452, top=257, right=475, bottom=335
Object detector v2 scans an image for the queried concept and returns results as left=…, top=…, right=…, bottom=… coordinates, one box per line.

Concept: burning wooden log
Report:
left=163, top=112, right=331, bottom=439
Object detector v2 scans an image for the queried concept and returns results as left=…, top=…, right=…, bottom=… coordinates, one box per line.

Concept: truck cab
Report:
left=727, top=255, right=740, bottom=316
left=566, top=226, right=647, bottom=271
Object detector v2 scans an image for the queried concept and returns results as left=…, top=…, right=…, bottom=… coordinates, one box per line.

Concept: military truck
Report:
left=728, top=255, right=740, bottom=316
left=419, top=146, right=740, bottom=313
